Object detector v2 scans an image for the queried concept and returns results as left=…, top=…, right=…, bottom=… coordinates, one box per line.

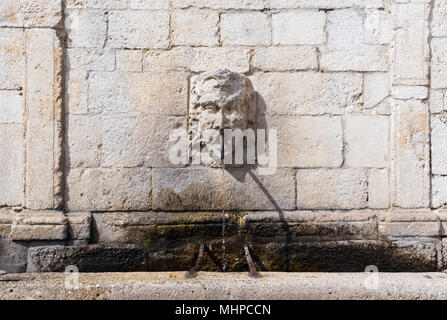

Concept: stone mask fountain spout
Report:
left=186, top=70, right=261, bottom=278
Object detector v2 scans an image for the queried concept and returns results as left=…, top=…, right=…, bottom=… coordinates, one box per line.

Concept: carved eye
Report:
left=204, top=103, right=219, bottom=113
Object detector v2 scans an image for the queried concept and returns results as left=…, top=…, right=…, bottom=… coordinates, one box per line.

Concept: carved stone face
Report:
left=190, top=69, right=256, bottom=135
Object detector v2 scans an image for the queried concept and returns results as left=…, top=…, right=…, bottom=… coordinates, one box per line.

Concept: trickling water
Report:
left=220, top=133, right=227, bottom=272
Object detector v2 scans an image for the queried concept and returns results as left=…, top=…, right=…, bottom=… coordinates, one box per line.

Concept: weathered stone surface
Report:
left=101, top=115, right=186, bottom=167
left=27, top=245, right=146, bottom=272
left=65, top=70, right=88, bottom=114
left=172, top=0, right=264, bottom=9
left=129, top=0, right=169, bottom=9
left=116, top=50, right=142, bottom=72
left=143, top=47, right=251, bottom=73
left=393, top=100, right=430, bottom=208
left=67, top=212, right=92, bottom=241
left=437, top=210, right=447, bottom=236
left=152, top=168, right=296, bottom=211
left=172, top=9, right=218, bottom=46
left=66, top=10, right=107, bottom=48
left=221, top=12, right=270, bottom=46
left=0, top=0, right=62, bottom=28
left=67, top=49, right=115, bottom=71
left=88, top=72, right=187, bottom=116
left=0, top=29, right=25, bottom=90
left=430, top=89, right=446, bottom=114
left=11, top=210, right=68, bottom=241
left=431, top=115, right=447, bottom=175
left=67, top=168, right=152, bottom=212
left=272, top=11, right=326, bottom=45
left=266, top=115, right=343, bottom=168
left=432, top=39, right=447, bottom=89
left=378, top=211, right=440, bottom=237
left=432, top=0, right=447, bottom=37
left=0, top=209, right=13, bottom=238
left=392, top=86, right=428, bottom=100
left=108, top=10, right=169, bottom=49
left=368, top=169, right=390, bottom=209
left=250, top=72, right=362, bottom=115
left=392, top=1, right=429, bottom=85
left=432, top=176, right=447, bottom=209
left=266, top=0, right=384, bottom=9
left=0, top=239, right=27, bottom=273
left=296, top=169, right=368, bottom=209
left=66, top=0, right=127, bottom=9
left=25, top=28, right=63, bottom=210
left=321, top=9, right=388, bottom=72
left=66, top=115, right=102, bottom=168
left=0, top=125, right=23, bottom=207
left=242, top=211, right=378, bottom=240
left=252, top=46, right=318, bottom=71
left=0, top=90, right=24, bottom=124
left=364, top=10, right=391, bottom=45
left=363, top=72, right=390, bottom=109
left=345, top=115, right=389, bottom=168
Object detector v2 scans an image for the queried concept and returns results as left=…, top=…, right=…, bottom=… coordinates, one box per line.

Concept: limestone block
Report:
left=368, top=169, right=390, bottom=209
left=172, top=9, right=219, bottom=46
left=172, top=0, right=265, bottom=9
left=67, top=168, right=152, bottom=211
left=27, top=245, right=146, bottom=272
left=221, top=168, right=296, bottom=210
left=345, top=115, right=389, bottom=168
left=65, top=70, right=88, bottom=114
left=152, top=168, right=222, bottom=211
left=66, top=0, right=127, bottom=9
left=429, top=89, right=446, bottom=113
left=432, top=0, right=447, bottom=37
left=67, top=49, right=115, bottom=71
left=101, top=115, right=186, bottom=167
left=363, top=10, right=391, bottom=45
left=296, top=169, right=368, bottom=209
left=129, top=0, right=169, bottom=9
left=221, top=12, right=270, bottom=46
left=0, top=29, right=25, bottom=90
left=431, top=64, right=447, bottom=89
left=143, top=47, right=250, bottom=73
left=11, top=210, right=68, bottom=241
left=433, top=176, right=447, bottom=208
left=378, top=211, right=439, bottom=237
left=266, top=0, right=384, bottom=9
left=0, top=125, right=23, bottom=207
left=265, top=115, right=343, bottom=168
left=0, top=209, right=13, bottom=238
left=108, top=10, right=169, bottom=49
left=88, top=72, right=187, bottom=116
left=432, top=115, right=447, bottom=175
left=392, top=86, right=428, bottom=100
left=0, top=0, right=62, bottom=28
left=242, top=211, right=378, bottom=240
left=321, top=9, right=388, bottom=72
left=0, top=90, right=24, bottom=124
left=0, top=239, right=27, bottom=273
left=67, top=212, right=92, bottom=241
left=272, top=11, right=326, bottom=45
left=116, top=50, right=142, bottom=72
left=250, top=72, right=362, bottom=115
left=436, top=210, right=447, bottom=236
left=66, top=10, right=107, bottom=48
left=25, top=29, right=64, bottom=210
left=392, top=1, right=430, bottom=85
left=363, top=72, right=390, bottom=109
left=252, top=46, right=318, bottom=71
left=67, top=115, right=102, bottom=168
left=152, top=168, right=296, bottom=211
left=393, top=100, right=430, bottom=208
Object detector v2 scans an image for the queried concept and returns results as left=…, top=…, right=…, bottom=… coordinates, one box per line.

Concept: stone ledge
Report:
left=11, top=210, right=67, bottom=241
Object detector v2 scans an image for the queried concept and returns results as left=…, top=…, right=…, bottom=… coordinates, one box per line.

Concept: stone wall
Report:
left=1, top=0, right=447, bottom=272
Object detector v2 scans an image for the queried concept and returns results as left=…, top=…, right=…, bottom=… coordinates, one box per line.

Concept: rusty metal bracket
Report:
left=244, top=245, right=262, bottom=278
left=186, top=243, right=205, bottom=279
